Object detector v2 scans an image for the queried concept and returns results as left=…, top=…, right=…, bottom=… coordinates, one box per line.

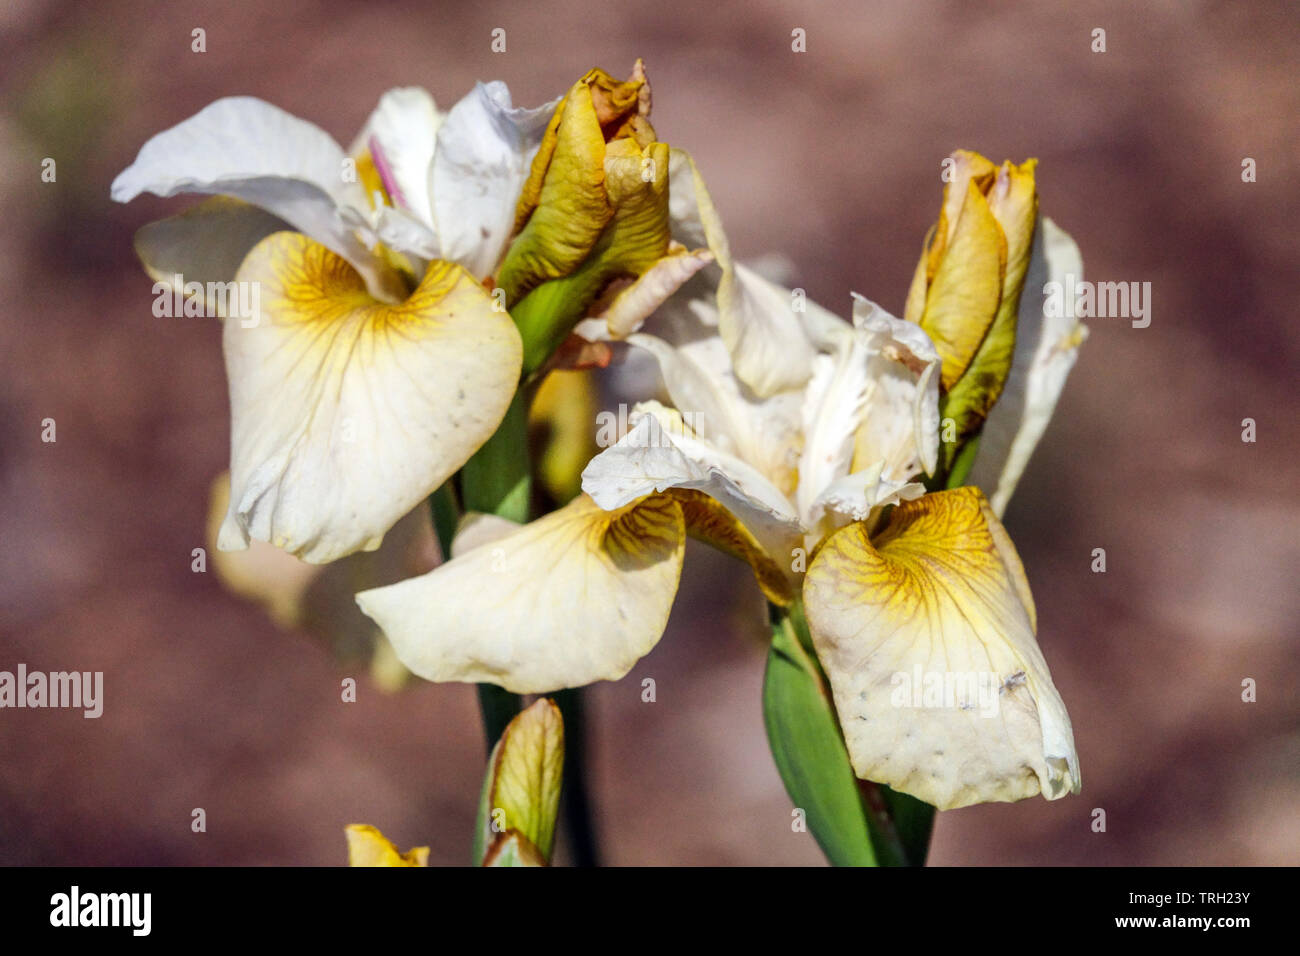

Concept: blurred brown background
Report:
left=1, top=0, right=1296, bottom=865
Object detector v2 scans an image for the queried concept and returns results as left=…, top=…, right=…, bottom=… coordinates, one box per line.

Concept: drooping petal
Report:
left=669, top=149, right=824, bottom=396
left=110, top=96, right=404, bottom=301
left=432, top=81, right=556, bottom=278
left=804, top=487, right=1080, bottom=810
left=356, top=494, right=685, bottom=694
left=206, top=472, right=435, bottom=691
left=218, top=232, right=521, bottom=563
left=582, top=402, right=803, bottom=563
left=345, top=824, right=429, bottom=866
left=133, top=197, right=289, bottom=313
left=668, top=488, right=795, bottom=605
left=967, top=217, right=1088, bottom=516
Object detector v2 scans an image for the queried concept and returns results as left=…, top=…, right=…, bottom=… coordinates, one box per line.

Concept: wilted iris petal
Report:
left=804, top=487, right=1080, bottom=810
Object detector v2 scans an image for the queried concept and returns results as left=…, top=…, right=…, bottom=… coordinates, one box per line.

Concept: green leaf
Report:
left=762, top=604, right=878, bottom=867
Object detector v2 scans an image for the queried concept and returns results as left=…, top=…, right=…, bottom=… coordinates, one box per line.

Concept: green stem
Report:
left=553, top=688, right=600, bottom=867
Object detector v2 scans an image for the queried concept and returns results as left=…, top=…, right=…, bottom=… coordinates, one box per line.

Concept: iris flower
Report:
left=356, top=148, right=1086, bottom=809
left=110, top=82, right=565, bottom=563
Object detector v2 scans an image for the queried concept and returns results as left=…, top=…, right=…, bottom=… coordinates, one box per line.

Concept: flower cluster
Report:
left=114, top=62, right=1088, bottom=863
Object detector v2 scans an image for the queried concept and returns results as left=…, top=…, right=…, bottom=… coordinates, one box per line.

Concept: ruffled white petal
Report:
left=110, top=96, right=403, bottom=301
left=582, top=402, right=803, bottom=562
left=849, top=295, right=942, bottom=481
left=625, top=332, right=803, bottom=496
left=356, top=494, right=685, bottom=693
left=432, top=82, right=556, bottom=278
left=967, top=217, right=1088, bottom=516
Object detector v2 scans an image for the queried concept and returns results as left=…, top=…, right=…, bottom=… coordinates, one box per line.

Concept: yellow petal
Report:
left=803, top=487, right=1079, bottom=809
left=919, top=180, right=1006, bottom=390
left=479, top=698, right=564, bottom=864
left=668, top=488, right=794, bottom=606
left=219, top=232, right=521, bottom=563
left=356, top=494, right=685, bottom=694
left=941, top=161, right=1039, bottom=442
left=529, top=369, right=601, bottom=504
left=344, top=824, right=429, bottom=866
left=928, top=149, right=998, bottom=281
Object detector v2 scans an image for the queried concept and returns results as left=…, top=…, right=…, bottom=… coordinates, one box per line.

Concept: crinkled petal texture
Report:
left=432, top=81, right=555, bottom=278
left=218, top=231, right=522, bottom=563
left=967, top=217, right=1088, bottom=516
left=356, top=494, right=685, bottom=694
left=582, top=402, right=804, bottom=564
left=804, top=487, right=1080, bottom=810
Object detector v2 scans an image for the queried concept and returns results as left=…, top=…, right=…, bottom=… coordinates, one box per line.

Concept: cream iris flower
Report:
left=111, top=84, right=557, bottom=562
left=356, top=150, right=1084, bottom=810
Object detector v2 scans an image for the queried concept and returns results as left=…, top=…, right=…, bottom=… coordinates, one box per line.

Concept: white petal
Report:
left=356, top=494, right=685, bottom=693
left=808, top=461, right=926, bottom=531
left=111, top=96, right=402, bottom=301
left=668, top=149, right=821, bottom=396
left=217, top=232, right=522, bottom=563
left=625, top=332, right=803, bottom=495
left=849, top=295, right=942, bottom=481
left=582, top=404, right=802, bottom=562
left=432, top=82, right=556, bottom=278
left=133, top=198, right=289, bottom=314
left=350, top=87, right=441, bottom=228
left=796, top=335, right=875, bottom=524
left=600, top=247, right=714, bottom=337
left=967, top=218, right=1088, bottom=516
